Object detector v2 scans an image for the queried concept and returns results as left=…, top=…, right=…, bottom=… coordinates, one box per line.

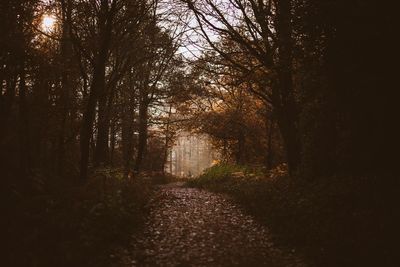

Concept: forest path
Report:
left=117, top=182, right=305, bottom=267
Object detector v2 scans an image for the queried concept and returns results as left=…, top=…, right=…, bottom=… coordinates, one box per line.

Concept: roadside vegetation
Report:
left=5, top=169, right=153, bottom=267
left=188, top=164, right=396, bottom=267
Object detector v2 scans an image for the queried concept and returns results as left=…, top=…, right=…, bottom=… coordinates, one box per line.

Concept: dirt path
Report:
left=118, top=182, right=305, bottom=267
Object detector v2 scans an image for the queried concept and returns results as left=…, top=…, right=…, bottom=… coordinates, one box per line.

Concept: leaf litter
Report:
left=116, top=183, right=306, bottom=267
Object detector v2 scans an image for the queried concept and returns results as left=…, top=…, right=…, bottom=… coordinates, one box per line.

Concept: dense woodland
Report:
left=1, top=0, right=396, bottom=266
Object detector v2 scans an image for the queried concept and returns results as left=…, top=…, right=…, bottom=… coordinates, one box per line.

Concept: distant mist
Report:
left=165, top=132, right=219, bottom=177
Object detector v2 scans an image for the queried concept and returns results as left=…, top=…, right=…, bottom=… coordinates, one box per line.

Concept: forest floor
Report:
left=113, top=182, right=306, bottom=267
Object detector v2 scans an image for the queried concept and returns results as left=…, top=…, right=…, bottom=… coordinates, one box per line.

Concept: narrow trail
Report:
left=118, top=182, right=305, bottom=267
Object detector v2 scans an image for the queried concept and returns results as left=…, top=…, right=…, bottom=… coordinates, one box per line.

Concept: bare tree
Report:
left=180, top=0, right=300, bottom=173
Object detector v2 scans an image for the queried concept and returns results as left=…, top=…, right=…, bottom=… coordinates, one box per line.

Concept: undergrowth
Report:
left=187, top=164, right=396, bottom=267
left=5, top=168, right=154, bottom=267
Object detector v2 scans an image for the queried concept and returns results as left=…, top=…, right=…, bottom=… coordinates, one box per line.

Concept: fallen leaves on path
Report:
left=117, top=182, right=305, bottom=267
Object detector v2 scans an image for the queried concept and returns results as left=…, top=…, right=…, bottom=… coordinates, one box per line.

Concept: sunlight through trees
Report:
left=1, top=0, right=395, bottom=266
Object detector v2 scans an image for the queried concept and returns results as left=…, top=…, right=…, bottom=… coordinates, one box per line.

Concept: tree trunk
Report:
left=79, top=2, right=114, bottom=181
left=275, top=111, right=300, bottom=174
left=79, top=59, right=106, bottom=181
left=18, top=60, right=30, bottom=181
left=122, top=92, right=135, bottom=177
left=94, top=73, right=119, bottom=166
left=134, top=98, right=149, bottom=173
left=0, top=73, right=17, bottom=142
left=162, top=105, right=173, bottom=174
left=94, top=92, right=109, bottom=166
left=274, top=0, right=301, bottom=175
left=109, top=119, right=116, bottom=166
left=266, top=114, right=274, bottom=170
left=57, top=0, right=73, bottom=176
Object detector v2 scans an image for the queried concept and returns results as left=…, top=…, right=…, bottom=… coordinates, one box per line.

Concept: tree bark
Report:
left=94, top=71, right=120, bottom=166
left=79, top=1, right=115, bottom=181
left=162, top=105, right=173, bottom=174
left=266, top=113, right=274, bottom=169
left=109, top=118, right=116, bottom=166
left=18, top=60, right=30, bottom=181
left=273, top=0, right=301, bottom=175
left=79, top=58, right=106, bottom=181
left=0, top=73, right=17, bottom=142
left=134, top=97, right=149, bottom=173
left=94, top=92, right=109, bottom=166
left=122, top=90, right=136, bottom=177
left=57, top=0, right=73, bottom=176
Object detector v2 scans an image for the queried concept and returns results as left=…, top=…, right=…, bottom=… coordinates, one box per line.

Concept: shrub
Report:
left=5, top=168, right=153, bottom=267
left=187, top=164, right=396, bottom=267
left=187, top=163, right=264, bottom=188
